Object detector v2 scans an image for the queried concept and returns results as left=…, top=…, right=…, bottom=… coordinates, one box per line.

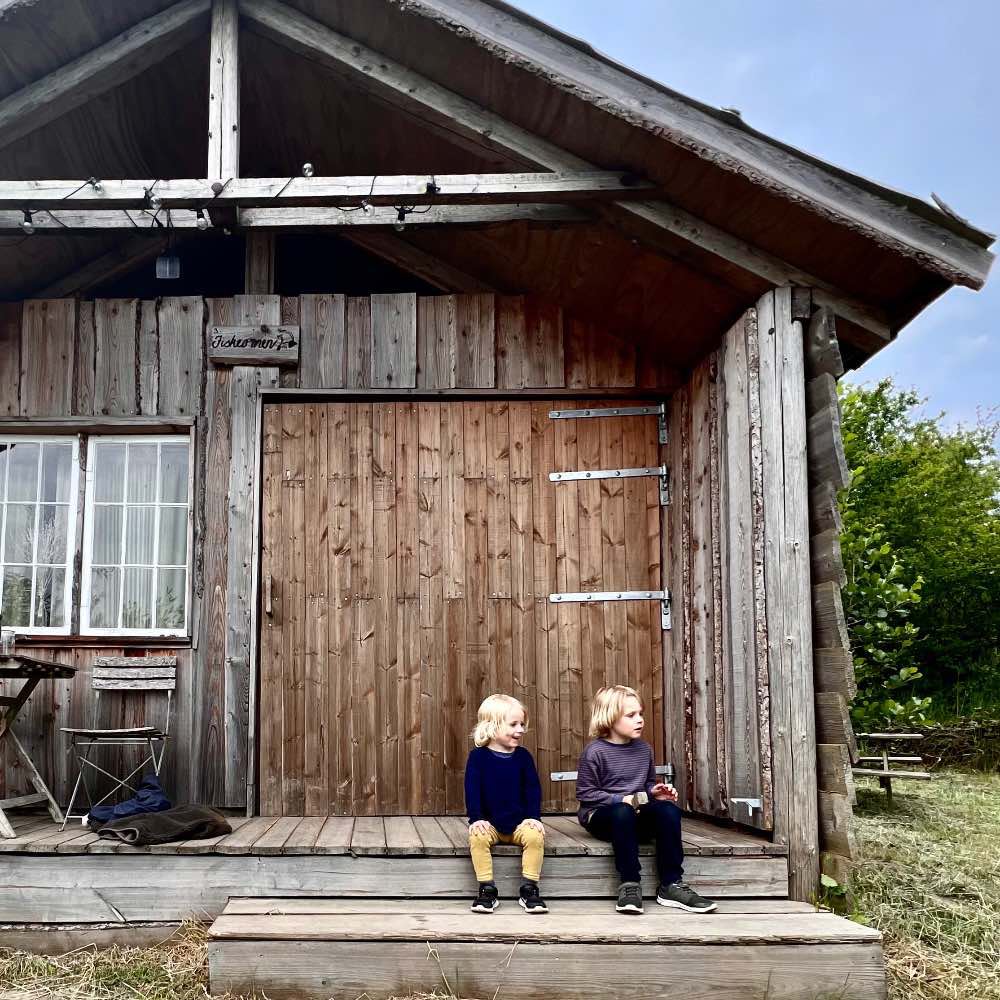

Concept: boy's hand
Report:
left=651, top=782, right=679, bottom=802
left=521, top=819, right=544, bottom=834
left=469, top=820, right=494, bottom=837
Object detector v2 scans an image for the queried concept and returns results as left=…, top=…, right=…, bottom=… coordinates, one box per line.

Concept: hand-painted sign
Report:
left=208, top=325, right=300, bottom=366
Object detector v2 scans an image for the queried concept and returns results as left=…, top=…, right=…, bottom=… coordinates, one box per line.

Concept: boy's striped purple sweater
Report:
left=575, top=738, right=656, bottom=824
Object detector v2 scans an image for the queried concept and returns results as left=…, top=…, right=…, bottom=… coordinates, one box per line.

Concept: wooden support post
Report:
left=208, top=0, right=240, bottom=181
left=245, top=233, right=276, bottom=293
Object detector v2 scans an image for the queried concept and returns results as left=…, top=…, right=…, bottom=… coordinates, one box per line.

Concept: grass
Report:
left=852, top=768, right=1000, bottom=1000
left=1, top=771, right=997, bottom=1000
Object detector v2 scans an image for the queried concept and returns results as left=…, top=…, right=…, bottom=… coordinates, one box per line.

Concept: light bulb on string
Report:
left=302, top=162, right=315, bottom=178
left=21, top=210, right=34, bottom=234
left=88, top=177, right=103, bottom=194
left=196, top=208, right=211, bottom=231
left=394, top=207, right=407, bottom=232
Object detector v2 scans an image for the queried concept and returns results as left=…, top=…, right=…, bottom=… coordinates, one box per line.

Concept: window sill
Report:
left=11, top=635, right=193, bottom=649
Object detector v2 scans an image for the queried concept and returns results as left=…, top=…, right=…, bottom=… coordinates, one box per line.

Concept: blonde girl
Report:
left=577, top=685, right=716, bottom=915
left=464, top=694, right=547, bottom=914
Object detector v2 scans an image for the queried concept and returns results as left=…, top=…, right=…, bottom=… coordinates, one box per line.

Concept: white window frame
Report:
left=0, top=435, right=79, bottom=636
left=80, top=434, right=194, bottom=638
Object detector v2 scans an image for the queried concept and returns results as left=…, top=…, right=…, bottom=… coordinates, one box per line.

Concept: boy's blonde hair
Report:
left=588, top=685, right=643, bottom=739
left=472, top=693, right=527, bottom=748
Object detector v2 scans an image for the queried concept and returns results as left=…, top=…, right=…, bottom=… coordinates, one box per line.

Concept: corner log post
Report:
left=802, top=301, right=860, bottom=889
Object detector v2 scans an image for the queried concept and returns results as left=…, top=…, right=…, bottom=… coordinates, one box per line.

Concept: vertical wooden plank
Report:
left=454, top=293, right=495, bottom=388
left=279, top=295, right=299, bottom=389
left=646, top=413, right=665, bottom=768
left=576, top=405, right=605, bottom=710
left=464, top=402, right=489, bottom=721
left=675, top=386, right=696, bottom=807
left=0, top=302, right=20, bottom=415
left=418, top=295, right=455, bottom=390
left=346, top=296, right=372, bottom=389
left=495, top=295, right=527, bottom=390
left=371, top=404, right=399, bottom=813
left=259, top=404, right=284, bottom=816
left=663, top=392, right=685, bottom=808
left=94, top=299, right=138, bottom=416
left=485, top=401, right=512, bottom=601
left=20, top=299, right=76, bottom=415
left=688, top=361, right=719, bottom=816
left=417, top=403, right=445, bottom=814
left=303, top=403, right=330, bottom=815
left=351, top=406, right=376, bottom=815
left=530, top=402, right=558, bottom=811
left=508, top=403, right=537, bottom=769
left=553, top=405, right=582, bottom=812
left=524, top=296, right=564, bottom=388
left=709, top=354, right=728, bottom=813
left=371, top=293, right=417, bottom=388
left=299, top=294, right=346, bottom=389
left=138, top=300, right=159, bottom=416
left=599, top=413, right=628, bottom=686
left=328, top=402, right=354, bottom=815
left=280, top=402, right=306, bottom=816
left=776, top=286, right=820, bottom=898
left=72, top=301, right=94, bottom=416
left=244, top=233, right=276, bottom=295
left=208, top=0, right=240, bottom=179
left=157, top=297, right=204, bottom=416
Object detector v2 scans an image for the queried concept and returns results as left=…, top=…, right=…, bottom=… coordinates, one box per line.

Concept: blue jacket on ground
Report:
left=464, top=745, right=542, bottom=834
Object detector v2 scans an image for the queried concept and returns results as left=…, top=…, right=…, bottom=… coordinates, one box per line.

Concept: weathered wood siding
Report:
left=0, top=293, right=676, bottom=810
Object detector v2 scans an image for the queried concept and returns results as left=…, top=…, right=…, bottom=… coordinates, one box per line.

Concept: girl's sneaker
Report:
left=471, top=883, right=500, bottom=913
left=656, top=881, right=717, bottom=913
left=518, top=882, right=549, bottom=914
left=615, top=881, right=644, bottom=914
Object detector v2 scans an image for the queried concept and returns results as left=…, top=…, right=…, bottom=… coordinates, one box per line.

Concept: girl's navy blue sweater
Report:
left=464, top=745, right=542, bottom=834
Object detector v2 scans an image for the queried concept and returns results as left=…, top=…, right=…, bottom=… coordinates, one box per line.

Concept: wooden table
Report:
left=0, top=653, right=76, bottom=837
left=853, top=732, right=931, bottom=803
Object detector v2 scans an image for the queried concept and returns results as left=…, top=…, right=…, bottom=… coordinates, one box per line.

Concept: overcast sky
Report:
left=514, top=0, right=999, bottom=429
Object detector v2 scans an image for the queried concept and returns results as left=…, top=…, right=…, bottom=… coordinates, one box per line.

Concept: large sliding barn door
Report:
left=259, top=400, right=664, bottom=816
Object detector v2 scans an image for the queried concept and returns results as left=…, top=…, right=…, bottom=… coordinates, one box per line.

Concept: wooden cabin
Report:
left=0, top=1, right=993, bottom=997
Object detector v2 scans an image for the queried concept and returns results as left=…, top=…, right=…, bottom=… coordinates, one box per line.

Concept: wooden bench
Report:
left=852, top=733, right=932, bottom=803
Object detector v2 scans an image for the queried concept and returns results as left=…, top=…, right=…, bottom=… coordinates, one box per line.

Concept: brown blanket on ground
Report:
left=94, top=805, right=232, bottom=845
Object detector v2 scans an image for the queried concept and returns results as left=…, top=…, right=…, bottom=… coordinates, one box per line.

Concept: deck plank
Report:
left=350, top=817, right=387, bottom=855
left=282, top=817, right=327, bottom=855
left=384, top=816, right=423, bottom=855
left=252, top=817, right=304, bottom=856
left=215, top=817, right=281, bottom=855
left=167, top=816, right=252, bottom=856
left=412, top=816, right=456, bottom=855
left=313, top=816, right=354, bottom=854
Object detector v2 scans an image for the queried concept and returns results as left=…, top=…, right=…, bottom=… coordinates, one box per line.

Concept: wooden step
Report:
left=208, top=898, right=886, bottom=1000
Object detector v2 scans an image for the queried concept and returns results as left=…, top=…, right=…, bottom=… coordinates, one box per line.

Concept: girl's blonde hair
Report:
left=589, top=685, right=643, bottom=739
left=472, top=694, right=527, bottom=748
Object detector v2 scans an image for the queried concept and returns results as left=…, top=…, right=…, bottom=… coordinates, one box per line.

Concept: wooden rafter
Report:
left=0, top=0, right=210, bottom=152
left=0, top=172, right=655, bottom=209
left=240, top=0, right=893, bottom=340
left=1, top=204, right=585, bottom=232
left=208, top=0, right=240, bottom=180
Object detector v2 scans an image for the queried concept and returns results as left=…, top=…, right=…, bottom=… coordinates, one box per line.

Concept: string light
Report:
left=144, top=187, right=162, bottom=212
left=302, top=162, right=314, bottom=178
left=87, top=176, right=103, bottom=194
left=394, top=207, right=407, bottom=232
left=20, top=210, right=34, bottom=234
left=196, top=208, right=211, bottom=231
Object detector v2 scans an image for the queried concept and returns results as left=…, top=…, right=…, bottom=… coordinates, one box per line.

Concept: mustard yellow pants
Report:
left=468, top=820, right=545, bottom=882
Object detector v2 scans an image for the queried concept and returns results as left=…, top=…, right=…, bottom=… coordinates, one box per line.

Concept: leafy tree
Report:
left=839, top=379, right=1000, bottom=713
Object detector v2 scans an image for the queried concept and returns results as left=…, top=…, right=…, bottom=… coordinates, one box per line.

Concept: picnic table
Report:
left=0, top=652, right=76, bottom=837
left=853, top=732, right=932, bottom=803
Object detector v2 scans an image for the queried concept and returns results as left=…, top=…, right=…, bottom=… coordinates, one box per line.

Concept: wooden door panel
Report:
left=259, top=400, right=665, bottom=815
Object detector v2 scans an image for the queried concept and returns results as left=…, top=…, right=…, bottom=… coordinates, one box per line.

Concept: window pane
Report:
left=41, top=443, right=73, bottom=502
left=127, top=444, right=158, bottom=503
left=122, top=567, right=152, bottom=629
left=34, top=567, right=66, bottom=628
left=158, top=506, right=187, bottom=566
left=92, top=505, right=122, bottom=564
left=4, top=504, right=35, bottom=563
left=161, top=444, right=189, bottom=503
left=125, top=506, right=155, bottom=565
left=89, top=567, right=121, bottom=628
left=156, top=568, right=186, bottom=629
left=0, top=444, right=8, bottom=501
left=37, top=505, right=69, bottom=565
left=1, top=566, right=32, bottom=627
left=93, top=442, right=125, bottom=502
left=8, top=442, right=39, bottom=502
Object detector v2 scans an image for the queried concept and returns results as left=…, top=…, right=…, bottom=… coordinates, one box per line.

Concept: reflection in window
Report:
left=83, top=437, right=191, bottom=634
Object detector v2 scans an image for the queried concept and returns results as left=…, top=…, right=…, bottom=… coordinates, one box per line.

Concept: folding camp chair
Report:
left=60, top=656, right=177, bottom=830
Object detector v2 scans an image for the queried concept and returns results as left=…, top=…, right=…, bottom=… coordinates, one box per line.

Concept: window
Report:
left=0, top=437, right=79, bottom=634
left=81, top=436, right=192, bottom=636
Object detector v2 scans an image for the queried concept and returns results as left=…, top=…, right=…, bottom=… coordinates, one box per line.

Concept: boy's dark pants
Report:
left=584, top=800, right=684, bottom=885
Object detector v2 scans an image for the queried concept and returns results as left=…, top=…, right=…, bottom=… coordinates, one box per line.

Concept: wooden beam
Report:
left=810, top=527, right=847, bottom=588
left=400, top=0, right=993, bottom=290
left=0, top=173, right=656, bottom=210
left=33, top=236, right=167, bottom=298
left=816, top=693, right=859, bottom=763
left=342, top=233, right=496, bottom=292
left=208, top=0, right=240, bottom=180
left=807, top=406, right=851, bottom=492
left=245, top=232, right=276, bottom=293
left=240, top=0, right=894, bottom=342
left=0, top=204, right=583, bottom=232
left=804, top=308, right=845, bottom=379
left=815, top=648, right=857, bottom=701
left=0, top=0, right=210, bottom=152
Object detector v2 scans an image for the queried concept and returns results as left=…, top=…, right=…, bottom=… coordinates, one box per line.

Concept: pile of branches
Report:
left=910, top=720, right=1000, bottom=771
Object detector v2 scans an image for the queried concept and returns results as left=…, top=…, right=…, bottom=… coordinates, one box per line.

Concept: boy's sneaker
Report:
left=471, top=883, right=500, bottom=913
left=615, top=881, right=644, bottom=914
left=518, top=882, right=549, bottom=914
left=656, top=881, right=717, bottom=913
